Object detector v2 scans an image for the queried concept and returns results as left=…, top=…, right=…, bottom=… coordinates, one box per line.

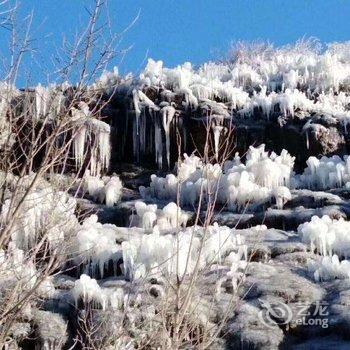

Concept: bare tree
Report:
left=0, top=0, right=133, bottom=347
left=0, top=1, right=249, bottom=349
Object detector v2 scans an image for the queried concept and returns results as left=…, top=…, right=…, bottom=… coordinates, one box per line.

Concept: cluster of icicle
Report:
left=298, top=215, right=350, bottom=257
left=72, top=215, right=122, bottom=279
left=0, top=243, right=37, bottom=290
left=0, top=185, right=78, bottom=251
left=83, top=171, right=123, bottom=207
left=298, top=215, right=350, bottom=258
left=299, top=215, right=350, bottom=282
left=308, top=255, right=350, bottom=282
left=0, top=242, right=56, bottom=299
left=132, top=88, right=177, bottom=168
left=72, top=274, right=125, bottom=310
left=108, top=41, right=350, bottom=169
left=130, top=201, right=189, bottom=231
left=122, top=222, right=248, bottom=281
left=140, top=144, right=294, bottom=211
left=71, top=102, right=111, bottom=176
left=35, top=85, right=112, bottom=176
left=3, top=83, right=112, bottom=176
left=34, top=83, right=67, bottom=121
left=297, top=155, right=350, bottom=190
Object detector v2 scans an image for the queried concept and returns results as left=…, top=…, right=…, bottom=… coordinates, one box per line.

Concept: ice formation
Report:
left=0, top=243, right=54, bottom=300
left=34, top=84, right=65, bottom=121
left=72, top=215, right=121, bottom=278
left=298, top=215, right=350, bottom=257
left=92, top=66, right=120, bottom=94
left=104, top=176, right=123, bottom=207
left=140, top=144, right=294, bottom=211
left=212, top=124, right=225, bottom=160
left=5, top=42, right=350, bottom=173
left=130, top=201, right=189, bottom=231
left=122, top=223, right=247, bottom=281
left=161, top=104, right=176, bottom=167
left=71, top=102, right=111, bottom=175
left=136, top=44, right=350, bottom=117
left=35, top=84, right=50, bottom=120
left=83, top=172, right=123, bottom=207
left=94, top=42, right=350, bottom=167
left=10, top=40, right=350, bottom=347
left=72, top=274, right=124, bottom=310
left=308, top=255, right=350, bottom=281
left=140, top=41, right=350, bottom=95
left=6, top=42, right=350, bottom=172
left=1, top=187, right=78, bottom=251
left=0, top=243, right=38, bottom=290
left=298, top=155, right=350, bottom=190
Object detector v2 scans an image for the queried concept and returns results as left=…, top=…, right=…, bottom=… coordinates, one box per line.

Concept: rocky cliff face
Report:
left=4, top=44, right=350, bottom=349
left=107, top=87, right=349, bottom=172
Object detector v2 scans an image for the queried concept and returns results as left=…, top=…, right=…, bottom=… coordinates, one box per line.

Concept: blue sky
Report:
left=3, top=0, right=350, bottom=85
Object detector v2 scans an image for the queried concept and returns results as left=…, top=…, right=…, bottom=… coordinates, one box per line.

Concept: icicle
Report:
left=104, top=176, right=123, bottom=207
left=73, top=125, right=86, bottom=167
left=212, top=125, right=224, bottom=160
left=90, top=146, right=100, bottom=176
left=98, top=129, right=111, bottom=170
left=140, top=109, right=147, bottom=154
left=133, top=89, right=141, bottom=162
left=155, top=122, right=163, bottom=168
left=35, top=84, right=50, bottom=120
left=133, top=89, right=141, bottom=135
left=161, top=105, right=176, bottom=167
left=88, top=119, right=111, bottom=175
left=56, top=91, right=65, bottom=115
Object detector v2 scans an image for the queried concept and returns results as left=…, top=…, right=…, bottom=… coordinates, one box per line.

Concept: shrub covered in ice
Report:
left=0, top=243, right=38, bottom=292
left=308, top=255, right=350, bottom=281
left=84, top=171, right=105, bottom=201
left=72, top=274, right=125, bottom=310
left=72, top=215, right=122, bottom=278
left=83, top=172, right=123, bottom=207
left=122, top=223, right=247, bottom=281
left=298, top=215, right=350, bottom=257
left=92, top=67, right=120, bottom=94
left=298, top=155, right=350, bottom=190
left=104, top=176, right=123, bottom=207
left=135, top=42, right=350, bottom=116
left=202, top=223, right=248, bottom=265
left=1, top=186, right=78, bottom=251
left=140, top=144, right=294, bottom=211
left=33, top=310, right=68, bottom=350
left=139, top=41, right=350, bottom=102
left=130, top=201, right=189, bottom=231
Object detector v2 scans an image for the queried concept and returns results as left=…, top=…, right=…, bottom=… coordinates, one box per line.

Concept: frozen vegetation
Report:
left=140, top=144, right=294, bottom=210
left=4, top=40, right=350, bottom=349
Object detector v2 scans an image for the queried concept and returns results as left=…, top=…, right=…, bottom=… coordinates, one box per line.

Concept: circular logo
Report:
left=258, top=299, right=293, bottom=328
